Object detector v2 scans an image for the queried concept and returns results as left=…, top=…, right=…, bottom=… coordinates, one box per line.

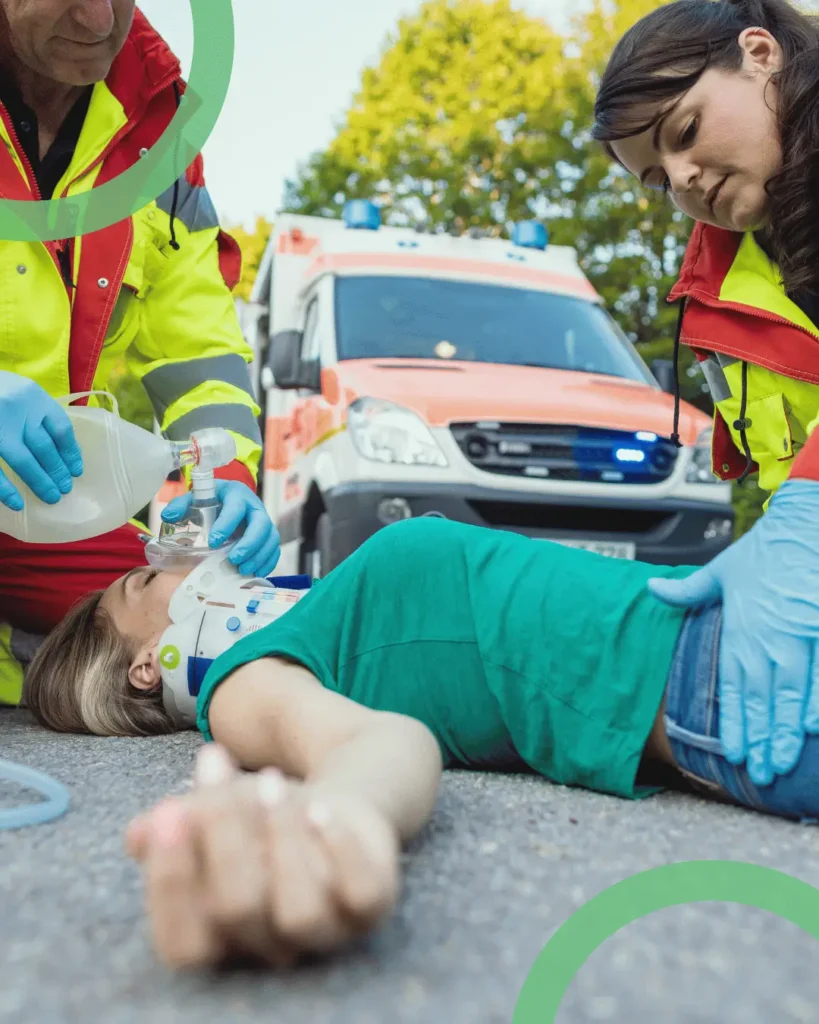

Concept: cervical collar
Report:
left=158, top=551, right=312, bottom=728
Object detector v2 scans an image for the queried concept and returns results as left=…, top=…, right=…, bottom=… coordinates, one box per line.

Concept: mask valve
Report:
left=145, top=428, right=238, bottom=570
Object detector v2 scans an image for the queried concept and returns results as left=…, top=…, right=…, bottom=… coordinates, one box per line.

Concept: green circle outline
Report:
left=0, top=0, right=235, bottom=242
left=513, top=860, right=819, bottom=1022
left=159, top=645, right=181, bottom=671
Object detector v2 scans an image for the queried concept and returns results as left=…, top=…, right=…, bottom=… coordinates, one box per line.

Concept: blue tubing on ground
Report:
left=0, top=758, right=71, bottom=829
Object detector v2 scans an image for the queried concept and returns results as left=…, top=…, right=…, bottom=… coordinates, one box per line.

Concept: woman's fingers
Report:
left=191, top=749, right=293, bottom=966
left=132, top=748, right=399, bottom=970
left=143, top=799, right=222, bottom=970
left=306, top=798, right=400, bottom=934
left=259, top=773, right=344, bottom=952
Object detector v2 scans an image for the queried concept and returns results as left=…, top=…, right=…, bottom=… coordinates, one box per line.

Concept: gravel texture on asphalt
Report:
left=2, top=707, right=818, bottom=1024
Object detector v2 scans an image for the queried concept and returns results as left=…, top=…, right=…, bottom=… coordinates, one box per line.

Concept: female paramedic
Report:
left=22, top=515, right=819, bottom=970
left=592, top=0, right=819, bottom=791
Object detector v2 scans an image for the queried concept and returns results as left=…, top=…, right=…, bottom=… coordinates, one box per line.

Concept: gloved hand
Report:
left=0, top=371, right=84, bottom=510
left=161, top=479, right=281, bottom=578
left=648, top=478, right=819, bottom=787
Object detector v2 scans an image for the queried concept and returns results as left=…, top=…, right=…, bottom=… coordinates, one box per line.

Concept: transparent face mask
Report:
left=144, top=430, right=241, bottom=571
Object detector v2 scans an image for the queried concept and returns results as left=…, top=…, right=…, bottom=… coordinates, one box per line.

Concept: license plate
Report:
left=547, top=539, right=636, bottom=560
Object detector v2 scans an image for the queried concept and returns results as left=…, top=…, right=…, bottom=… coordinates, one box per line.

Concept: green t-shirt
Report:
left=197, top=518, right=694, bottom=799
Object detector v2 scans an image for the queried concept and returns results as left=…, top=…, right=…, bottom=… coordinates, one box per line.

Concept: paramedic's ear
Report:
left=128, top=643, right=161, bottom=692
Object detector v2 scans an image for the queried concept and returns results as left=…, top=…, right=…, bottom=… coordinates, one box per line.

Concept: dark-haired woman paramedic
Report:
left=592, top=0, right=819, bottom=788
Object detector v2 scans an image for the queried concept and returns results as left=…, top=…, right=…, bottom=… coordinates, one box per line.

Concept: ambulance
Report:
left=237, top=200, right=735, bottom=577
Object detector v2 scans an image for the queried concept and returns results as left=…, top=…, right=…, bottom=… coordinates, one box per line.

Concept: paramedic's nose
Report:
left=664, top=154, right=699, bottom=197
left=69, top=0, right=115, bottom=39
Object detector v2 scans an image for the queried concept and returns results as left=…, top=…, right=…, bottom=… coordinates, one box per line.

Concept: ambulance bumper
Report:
left=322, top=481, right=735, bottom=568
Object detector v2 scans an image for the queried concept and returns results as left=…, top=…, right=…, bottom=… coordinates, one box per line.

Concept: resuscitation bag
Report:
left=0, top=390, right=231, bottom=545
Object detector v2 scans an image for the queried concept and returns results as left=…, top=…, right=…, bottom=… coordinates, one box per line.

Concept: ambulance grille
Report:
left=450, top=422, right=678, bottom=484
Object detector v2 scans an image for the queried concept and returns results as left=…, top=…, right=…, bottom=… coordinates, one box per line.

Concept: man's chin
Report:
left=45, top=54, right=115, bottom=87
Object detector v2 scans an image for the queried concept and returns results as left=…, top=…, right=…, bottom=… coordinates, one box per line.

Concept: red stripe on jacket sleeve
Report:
left=214, top=460, right=256, bottom=491
left=790, top=431, right=819, bottom=482
left=217, top=229, right=243, bottom=291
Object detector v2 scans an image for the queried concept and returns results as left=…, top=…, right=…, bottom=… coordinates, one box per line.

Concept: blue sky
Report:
left=138, top=0, right=584, bottom=229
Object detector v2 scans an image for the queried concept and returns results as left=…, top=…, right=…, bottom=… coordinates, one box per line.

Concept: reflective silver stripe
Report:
left=700, top=355, right=733, bottom=403
left=165, top=403, right=262, bottom=446
left=156, top=179, right=220, bottom=233
left=716, top=352, right=740, bottom=369
left=142, top=354, right=255, bottom=422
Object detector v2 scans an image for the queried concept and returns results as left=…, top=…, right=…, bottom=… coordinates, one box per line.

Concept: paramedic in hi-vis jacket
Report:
left=0, top=0, right=280, bottom=704
left=593, top=1, right=819, bottom=790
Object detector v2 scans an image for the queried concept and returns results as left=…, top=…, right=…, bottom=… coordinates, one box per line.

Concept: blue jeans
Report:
left=664, top=604, right=819, bottom=823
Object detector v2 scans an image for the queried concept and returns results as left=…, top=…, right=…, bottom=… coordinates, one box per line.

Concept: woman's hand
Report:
left=125, top=745, right=401, bottom=970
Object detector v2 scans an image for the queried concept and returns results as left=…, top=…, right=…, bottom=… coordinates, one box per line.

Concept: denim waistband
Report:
left=664, top=604, right=819, bottom=823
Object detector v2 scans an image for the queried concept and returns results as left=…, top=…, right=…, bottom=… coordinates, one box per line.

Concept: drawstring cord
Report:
left=672, top=295, right=753, bottom=484
left=670, top=297, right=685, bottom=448
left=168, top=81, right=182, bottom=252
left=735, top=359, right=754, bottom=484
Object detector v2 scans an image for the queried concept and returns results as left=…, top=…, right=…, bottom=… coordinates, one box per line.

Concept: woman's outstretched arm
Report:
left=207, top=656, right=444, bottom=845
left=125, top=658, right=443, bottom=971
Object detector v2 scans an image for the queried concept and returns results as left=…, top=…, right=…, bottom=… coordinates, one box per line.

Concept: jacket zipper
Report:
left=0, top=106, right=41, bottom=200
left=0, top=104, right=79, bottom=293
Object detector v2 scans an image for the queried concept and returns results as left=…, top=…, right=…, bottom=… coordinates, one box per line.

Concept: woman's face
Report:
left=100, top=565, right=191, bottom=646
left=610, top=30, right=783, bottom=233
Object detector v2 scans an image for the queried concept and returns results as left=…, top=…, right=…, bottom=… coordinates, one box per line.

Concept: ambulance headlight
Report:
left=347, top=398, right=448, bottom=467
left=686, top=428, right=719, bottom=483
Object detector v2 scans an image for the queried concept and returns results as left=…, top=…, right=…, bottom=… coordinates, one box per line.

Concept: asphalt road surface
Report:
left=2, top=706, right=819, bottom=1024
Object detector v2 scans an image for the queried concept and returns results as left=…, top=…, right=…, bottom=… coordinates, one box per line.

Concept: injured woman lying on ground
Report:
left=20, top=517, right=819, bottom=970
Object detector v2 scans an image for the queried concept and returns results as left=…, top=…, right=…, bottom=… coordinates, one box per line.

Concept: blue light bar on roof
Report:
left=512, top=221, right=549, bottom=250
left=343, top=199, right=381, bottom=231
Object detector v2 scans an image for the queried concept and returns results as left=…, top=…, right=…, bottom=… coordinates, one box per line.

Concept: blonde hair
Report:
left=23, top=590, right=177, bottom=737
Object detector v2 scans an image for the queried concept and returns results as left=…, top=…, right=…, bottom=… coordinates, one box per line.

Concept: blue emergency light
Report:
left=614, top=447, right=646, bottom=463
left=343, top=199, right=381, bottom=231
left=512, top=221, right=549, bottom=251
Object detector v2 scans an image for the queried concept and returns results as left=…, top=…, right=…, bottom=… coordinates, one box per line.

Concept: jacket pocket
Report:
left=742, top=392, right=794, bottom=462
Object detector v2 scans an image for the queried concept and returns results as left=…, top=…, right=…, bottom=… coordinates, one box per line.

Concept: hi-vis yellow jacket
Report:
left=670, top=222, right=819, bottom=502
left=0, top=9, right=261, bottom=488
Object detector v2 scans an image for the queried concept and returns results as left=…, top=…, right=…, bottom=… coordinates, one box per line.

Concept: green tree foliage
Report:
left=283, top=0, right=765, bottom=531
left=284, top=0, right=708, bottom=399
left=228, top=216, right=275, bottom=302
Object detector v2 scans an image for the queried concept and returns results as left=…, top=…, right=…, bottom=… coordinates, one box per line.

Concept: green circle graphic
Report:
left=159, top=645, right=181, bottom=671
left=0, top=0, right=234, bottom=242
left=513, top=860, right=819, bottom=1022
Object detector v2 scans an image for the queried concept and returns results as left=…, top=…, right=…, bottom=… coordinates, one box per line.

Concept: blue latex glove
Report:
left=0, top=371, right=84, bottom=509
left=162, top=480, right=281, bottom=578
left=648, top=478, right=819, bottom=787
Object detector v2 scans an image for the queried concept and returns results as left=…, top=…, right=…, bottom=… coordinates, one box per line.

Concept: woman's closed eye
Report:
left=143, top=569, right=159, bottom=587
left=648, top=117, right=700, bottom=194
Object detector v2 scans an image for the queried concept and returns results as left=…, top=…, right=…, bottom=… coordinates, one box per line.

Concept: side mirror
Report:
left=651, top=358, right=676, bottom=394
left=268, top=330, right=304, bottom=390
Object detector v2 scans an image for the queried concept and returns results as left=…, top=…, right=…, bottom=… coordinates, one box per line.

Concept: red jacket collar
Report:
left=669, top=221, right=819, bottom=384
left=105, top=7, right=181, bottom=121
left=668, top=222, right=743, bottom=304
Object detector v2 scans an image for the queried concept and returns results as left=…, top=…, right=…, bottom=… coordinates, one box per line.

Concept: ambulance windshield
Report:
left=334, top=276, right=653, bottom=384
